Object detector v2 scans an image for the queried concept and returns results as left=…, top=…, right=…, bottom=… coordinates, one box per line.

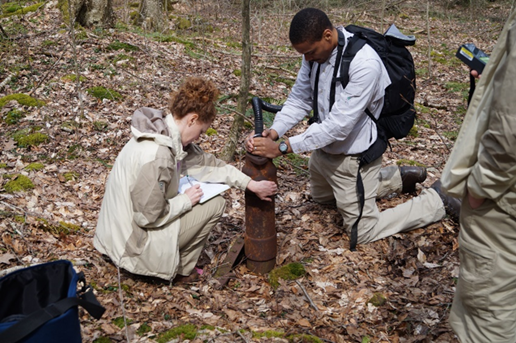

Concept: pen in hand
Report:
left=187, top=175, right=194, bottom=187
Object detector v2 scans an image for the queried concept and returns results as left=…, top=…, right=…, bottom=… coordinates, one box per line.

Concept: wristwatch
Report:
left=278, top=141, right=288, bottom=154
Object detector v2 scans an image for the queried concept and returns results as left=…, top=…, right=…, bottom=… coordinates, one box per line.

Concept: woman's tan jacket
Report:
left=94, top=107, right=251, bottom=280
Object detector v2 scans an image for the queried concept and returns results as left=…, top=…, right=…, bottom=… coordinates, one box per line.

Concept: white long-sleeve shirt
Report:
left=270, top=27, right=391, bottom=155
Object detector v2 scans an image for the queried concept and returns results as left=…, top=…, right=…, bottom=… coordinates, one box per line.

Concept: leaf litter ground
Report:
left=0, top=1, right=513, bottom=342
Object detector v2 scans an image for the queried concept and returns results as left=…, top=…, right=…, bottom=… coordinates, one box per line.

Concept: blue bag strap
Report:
left=0, top=274, right=105, bottom=343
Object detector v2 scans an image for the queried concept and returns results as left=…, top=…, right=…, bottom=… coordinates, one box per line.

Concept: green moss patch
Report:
left=396, top=159, right=426, bottom=168
left=0, top=93, right=45, bottom=109
left=206, top=128, right=217, bottom=136
left=156, top=324, right=197, bottom=343
left=368, top=292, right=387, bottom=306
left=87, top=86, right=123, bottom=101
left=269, top=262, right=306, bottom=289
left=4, top=174, right=34, bottom=193
left=1, top=2, right=22, bottom=13
left=61, top=74, right=86, bottom=82
left=3, top=109, right=24, bottom=125
left=176, top=17, right=192, bottom=29
left=36, top=219, right=80, bottom=236
left=92, top=337, right=112, bottom=343
left=1, top=2, right=44, bottom=17
left=106, top=40, right=139, bottom=52
left=62, top=171, right=80, bottom=181
left=24, top=162, right=44, bottom=171
left=250, top=330, right=322, bottom=342
left=113, top=316, right=133, bottom=328
left=93, top=121, right=109, bottom=131
left=137, top=323, right=151, bottom=336
left=12, top=128, right=49, bottom=148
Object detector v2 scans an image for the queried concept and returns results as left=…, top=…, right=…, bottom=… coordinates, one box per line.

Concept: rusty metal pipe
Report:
left=242, top=97, right=282, bottom=274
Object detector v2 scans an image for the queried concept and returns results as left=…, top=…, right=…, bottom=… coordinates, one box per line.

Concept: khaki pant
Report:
left=449, top=197, right=516, bottom=343
left=309, top=150, right=445, bottom=244
left=176, top=196, right=226, bottom=276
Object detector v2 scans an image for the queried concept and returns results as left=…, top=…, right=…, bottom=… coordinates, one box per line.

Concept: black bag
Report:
left=343, top=24, right=417, bottom=142
left=0, top=260, right=105, bottom=343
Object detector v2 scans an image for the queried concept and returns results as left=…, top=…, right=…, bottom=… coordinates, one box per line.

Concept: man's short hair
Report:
left=289, top=8, right=333, bottom=45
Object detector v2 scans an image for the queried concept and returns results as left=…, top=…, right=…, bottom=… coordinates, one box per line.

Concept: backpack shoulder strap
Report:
left=336, top=33, right=367, bottom=89
left=327, top=29, right=346, bottom=113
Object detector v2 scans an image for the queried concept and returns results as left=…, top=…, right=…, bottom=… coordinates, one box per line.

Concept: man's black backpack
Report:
left=310, top=24, right=417, bottom=251
left=310, top=24, right=417, bottom=165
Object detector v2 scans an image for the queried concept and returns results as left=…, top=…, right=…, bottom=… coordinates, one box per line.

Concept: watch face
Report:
left=279, top=141, right=288, bottom=153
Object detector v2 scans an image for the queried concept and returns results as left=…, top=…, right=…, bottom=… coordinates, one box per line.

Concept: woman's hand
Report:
left=247, top=180, right=277, bottom=201
left=184, top=184, right=203, bottom=206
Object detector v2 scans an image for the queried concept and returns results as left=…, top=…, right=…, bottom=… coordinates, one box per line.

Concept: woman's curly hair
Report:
left=169, top=77, right=220, bottom=123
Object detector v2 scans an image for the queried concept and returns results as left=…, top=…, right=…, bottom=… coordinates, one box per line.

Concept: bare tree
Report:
left=136, top=0, right=165, bottom=31
left=63, top=0, right=115, bottom=28
left=220, top=0, right=251, bottom=162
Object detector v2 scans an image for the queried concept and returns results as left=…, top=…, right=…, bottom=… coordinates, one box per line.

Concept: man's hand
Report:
left=245, top=129, right=279, bottom=153
left=247, top=180, right=277, bottom=201
left=471, top=70, right=481, bottom=79
left=253, top=137, right=283, bottom=159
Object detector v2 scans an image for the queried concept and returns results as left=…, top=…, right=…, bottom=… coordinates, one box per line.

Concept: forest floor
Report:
left=0, top=0, right=513, bottom=342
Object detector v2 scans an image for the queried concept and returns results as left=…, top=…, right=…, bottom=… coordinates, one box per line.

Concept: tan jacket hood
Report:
left=131, top=107, right=187, bottom=160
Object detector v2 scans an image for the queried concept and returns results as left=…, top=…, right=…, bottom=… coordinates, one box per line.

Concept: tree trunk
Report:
left=137, top=0, right=165, bottom=32
left=219, top=0, right=251, bottom=162
left=69, top=0, right=115, bottom=28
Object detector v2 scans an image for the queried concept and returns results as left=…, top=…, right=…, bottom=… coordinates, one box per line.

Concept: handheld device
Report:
left=456, top=43, right=489, bottom=74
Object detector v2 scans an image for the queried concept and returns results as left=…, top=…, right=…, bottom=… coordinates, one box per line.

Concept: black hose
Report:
left=251, top=97, right=283, bottom=137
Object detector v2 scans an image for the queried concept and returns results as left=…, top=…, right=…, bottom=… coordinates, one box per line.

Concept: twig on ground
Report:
left=29, top=47, right=68, bottom=96
left=295, top=279, right=319, bottom=311
left=236, top=329, right=249, bottom=343
left=117, top=266, right=131, bottom=342
left=0, top=23, right=8, bottom=39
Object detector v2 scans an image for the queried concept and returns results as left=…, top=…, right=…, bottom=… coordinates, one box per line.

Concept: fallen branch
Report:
left=0, top=23, right=8, bottom=39
left=29, top=46, right=68, bottom=96
left=295, top=280, right=319, bottom=311
left=0, top=74, right=13, bottom=90
left=236, top=329, right=249, bottom=343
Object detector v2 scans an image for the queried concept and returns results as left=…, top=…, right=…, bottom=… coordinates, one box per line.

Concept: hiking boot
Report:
left=400, top=166, right=427, bottom=193
left=430, top=180, right=461, bottom=222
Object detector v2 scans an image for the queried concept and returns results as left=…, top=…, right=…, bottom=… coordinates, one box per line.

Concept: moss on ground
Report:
left=24, top=162, right=44, bottom=171
left=269, top=262, right=306, bottom=289
left=13, top=128, right=49, bottom=148
left=87, top=86, right=123, bottom=101
left=206, top=128, right=217, bottom=136
left=0, top=93, right=45, bottom=109
left=36, top=219, right=80, bottom=236
left=106, top=40, right=139, bottom=52
left=156, top=324, right=197, bottom=343
left=61, top=74, right=86, bottom=82
left=4, top=174, right=34, bottom=193
left=368, top=292, right=387, bottom=306
left=396, top=159, right=426, bottom=168
left=0, top=2, right=44, bottom=17
left=3, top=109, right=24, bottom=125
left=62, top=171, right=80, bottom=181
